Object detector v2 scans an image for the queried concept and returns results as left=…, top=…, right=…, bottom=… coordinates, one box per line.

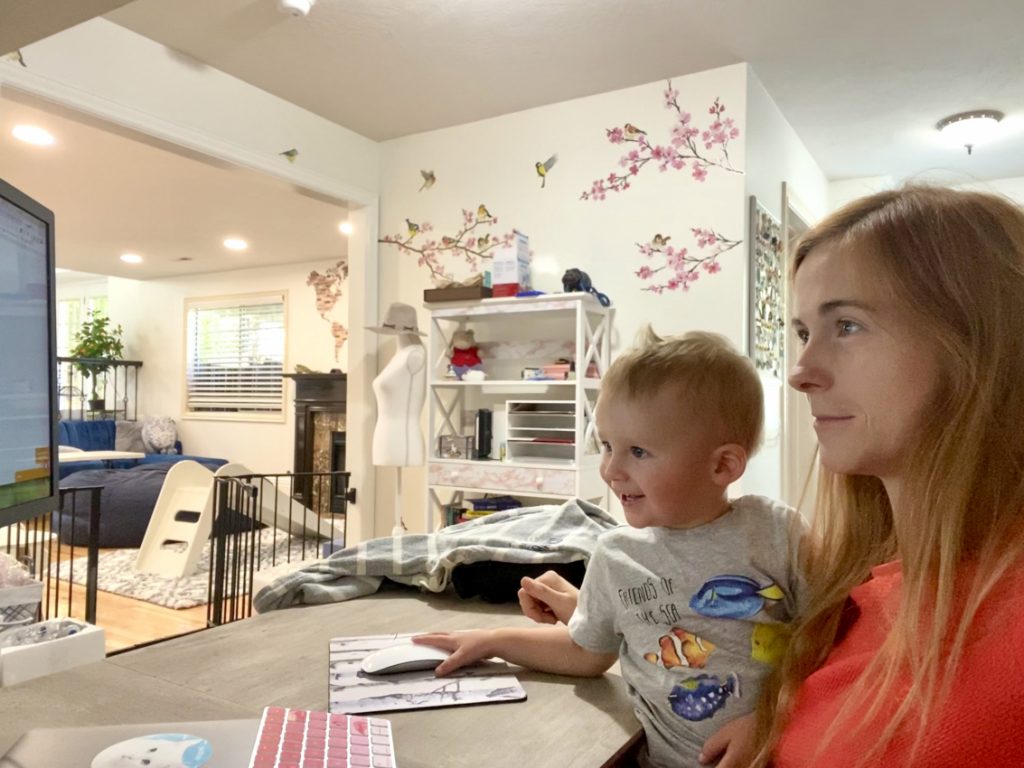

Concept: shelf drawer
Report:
left=429, top=462, right=576, bottom=495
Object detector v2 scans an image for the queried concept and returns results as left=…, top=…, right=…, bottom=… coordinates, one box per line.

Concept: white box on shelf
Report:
left=491, top=230, right=530, bottom=297
left=0, top=621, right=105, bottom=687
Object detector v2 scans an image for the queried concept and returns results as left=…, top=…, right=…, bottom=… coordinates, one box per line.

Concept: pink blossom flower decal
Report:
left=581, top=82, right=741, bottom=201
left=634, top=228, right=742, bottom=293
left=378, top=206, right=516, bottom=284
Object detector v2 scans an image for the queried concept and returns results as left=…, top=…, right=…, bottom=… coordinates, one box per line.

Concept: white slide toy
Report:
left=135, top=461, right=343, bottom=578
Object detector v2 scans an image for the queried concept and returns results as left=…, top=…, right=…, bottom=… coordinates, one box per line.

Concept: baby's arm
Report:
left=414, top=625, right=616, bottom=678
left=518, top=571, right=581, bottom=625
left=699, top=713, right=758, bottom=767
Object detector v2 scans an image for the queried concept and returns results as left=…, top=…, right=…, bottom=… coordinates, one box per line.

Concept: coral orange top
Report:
left=775, top=560, right=1024, bottom=767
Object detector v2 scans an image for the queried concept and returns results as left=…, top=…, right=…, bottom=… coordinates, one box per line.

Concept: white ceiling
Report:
left=0, top=91, right=350, bottom=279
left=0, top=0, right=132, bottom=52
left=102, top=0, right=1024, bottom=182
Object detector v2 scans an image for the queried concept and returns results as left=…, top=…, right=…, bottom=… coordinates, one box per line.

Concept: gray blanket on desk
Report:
left=253, top=498, right=620, bottom=613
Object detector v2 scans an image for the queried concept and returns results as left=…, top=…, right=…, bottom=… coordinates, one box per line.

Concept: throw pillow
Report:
left=141, top=416, right=178, bottom=454
left=115, top=420, right=147, bottom=453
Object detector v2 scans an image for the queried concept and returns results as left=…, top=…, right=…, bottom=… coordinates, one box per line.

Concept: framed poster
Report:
left=748, top=196, right=785, bottom=381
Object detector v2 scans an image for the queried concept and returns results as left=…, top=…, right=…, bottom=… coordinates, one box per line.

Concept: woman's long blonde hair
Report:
left=755, top=185, right=1024, bottom=765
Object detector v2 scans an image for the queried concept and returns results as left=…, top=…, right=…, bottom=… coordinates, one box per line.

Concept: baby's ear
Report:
left=710, top=443, right=747, bottom=487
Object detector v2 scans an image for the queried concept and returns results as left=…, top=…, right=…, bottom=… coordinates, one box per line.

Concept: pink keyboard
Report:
left=248, top=706, right=397, bottom=768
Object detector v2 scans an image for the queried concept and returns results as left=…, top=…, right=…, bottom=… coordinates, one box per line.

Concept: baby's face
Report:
left=597, top=389, right=722, bottom=529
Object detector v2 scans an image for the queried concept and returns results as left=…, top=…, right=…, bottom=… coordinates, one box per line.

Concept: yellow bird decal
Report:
left=535, top=154, right=558, bottom=188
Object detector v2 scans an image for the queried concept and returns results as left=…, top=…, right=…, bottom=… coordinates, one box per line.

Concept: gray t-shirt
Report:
left=568, top=495, right=807, bottom=768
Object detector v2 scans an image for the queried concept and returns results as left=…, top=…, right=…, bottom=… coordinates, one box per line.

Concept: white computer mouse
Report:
left=360, top=643, right=452, bottom=675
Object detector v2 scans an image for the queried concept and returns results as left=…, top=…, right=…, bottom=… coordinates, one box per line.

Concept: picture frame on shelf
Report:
left=437, top=434, right=473, bottom=460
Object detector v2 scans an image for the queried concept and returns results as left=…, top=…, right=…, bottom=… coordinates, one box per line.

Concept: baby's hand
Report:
left=412, top=630, right=494, bottom=677
left=518, top=571, right=580, bottom=625
left=699, top=712, right=758, bottom=767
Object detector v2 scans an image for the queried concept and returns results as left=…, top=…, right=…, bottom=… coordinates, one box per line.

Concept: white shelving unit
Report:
left=424, top=293, right=611, bottom=530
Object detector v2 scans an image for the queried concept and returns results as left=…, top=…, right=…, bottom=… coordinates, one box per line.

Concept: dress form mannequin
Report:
left=372, top=334, right=426, bottom=466
left=368, top=303, right=427, bottom=536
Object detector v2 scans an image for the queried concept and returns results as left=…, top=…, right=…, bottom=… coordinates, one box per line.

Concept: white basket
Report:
left=0, top=581, right=43, bottom=629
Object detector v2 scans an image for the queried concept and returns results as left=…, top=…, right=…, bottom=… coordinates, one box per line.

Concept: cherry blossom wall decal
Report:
left=379, top=205, right=516, bottom=284
left=634, top=228, right=742, bottom=294
left=581, top=82, right=741, bottom=201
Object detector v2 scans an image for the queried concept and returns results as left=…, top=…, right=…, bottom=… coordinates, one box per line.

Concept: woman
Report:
left=521, top=186, right=1024, bottom=766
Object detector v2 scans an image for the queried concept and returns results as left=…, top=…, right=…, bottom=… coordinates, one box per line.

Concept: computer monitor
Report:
left=0, top=177, right=58, bottom=526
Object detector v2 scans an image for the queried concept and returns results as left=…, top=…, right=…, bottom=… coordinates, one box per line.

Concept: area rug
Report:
left=52, top=531, right=324, bottom=610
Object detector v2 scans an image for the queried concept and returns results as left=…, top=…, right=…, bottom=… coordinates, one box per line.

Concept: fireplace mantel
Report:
left=283, top=372, right=348, bottom=511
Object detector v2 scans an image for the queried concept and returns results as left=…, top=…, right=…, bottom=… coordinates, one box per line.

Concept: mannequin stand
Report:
left=392, top=468, right=407, bottom=536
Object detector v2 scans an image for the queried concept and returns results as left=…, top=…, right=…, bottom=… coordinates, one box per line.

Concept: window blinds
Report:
left=185, top=296, right=285, bottom=413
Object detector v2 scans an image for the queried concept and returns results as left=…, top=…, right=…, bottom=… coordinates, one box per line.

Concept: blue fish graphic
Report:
left=689, top=575, right=785, bottom=619
left=668, top=673, right=740, bottom=721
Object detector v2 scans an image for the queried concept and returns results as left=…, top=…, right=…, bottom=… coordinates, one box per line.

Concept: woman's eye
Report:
left=600, top=441, right=611, bottom=453
left=794, top=327, right=809, bottom=344
left=837, top=319, right=862, bottom=335
left=629, top=446, right=647, bottom=459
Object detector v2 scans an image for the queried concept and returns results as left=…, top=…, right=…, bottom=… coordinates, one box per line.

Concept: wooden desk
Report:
left=0, top=588, right=642, bottom=767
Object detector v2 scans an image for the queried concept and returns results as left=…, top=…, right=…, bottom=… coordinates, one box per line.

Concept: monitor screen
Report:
left=0, top=177, right=58, bottom=526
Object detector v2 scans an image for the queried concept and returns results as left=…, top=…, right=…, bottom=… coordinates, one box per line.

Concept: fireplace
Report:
left=283, top=372, right=352, bottom=514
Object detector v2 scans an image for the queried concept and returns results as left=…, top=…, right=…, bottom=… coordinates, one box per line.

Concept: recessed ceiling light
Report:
left=12, top=125, right=55, bottom=146
left=936, top=110, right=1004, bottom=155
left=120, top=253, right=143, bottom=264
left=223, top=237, right=248, bottom=251
left=339, top=221, right=353, bottom=236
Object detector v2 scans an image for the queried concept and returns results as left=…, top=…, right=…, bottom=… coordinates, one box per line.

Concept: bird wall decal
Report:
left=535, top=154, right=558, bottom=188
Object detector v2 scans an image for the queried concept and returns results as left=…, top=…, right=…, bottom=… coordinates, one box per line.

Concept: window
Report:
left=57, top=295, right=108, bottom=356
left=185, top=293, right=286, bottom=417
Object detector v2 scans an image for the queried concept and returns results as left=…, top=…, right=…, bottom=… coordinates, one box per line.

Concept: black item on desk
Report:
left=561, top=268, right=611, bottom=307
left=474, top=408, right=492, bottom=459
left=451, top=560, right=587, bottom=603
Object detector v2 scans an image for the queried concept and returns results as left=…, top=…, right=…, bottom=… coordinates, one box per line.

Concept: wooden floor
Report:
left=47, top=578, right=209, bottom=653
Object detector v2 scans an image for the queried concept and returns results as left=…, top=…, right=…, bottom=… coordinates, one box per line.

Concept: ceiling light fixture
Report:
left=12, top=125, right=55, bottom=146
left=339, top=221, right=353, bottom=236
left=224, top=237, right=248, bottom=251
left=278, top=0, right=315, bottom=17
left=936, top=110, right=1004, bottom=155
left=120, top=253, right=143, bottom=264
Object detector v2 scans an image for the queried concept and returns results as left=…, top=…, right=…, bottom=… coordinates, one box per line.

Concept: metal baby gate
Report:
left=206, top=469, right=353, bottom=627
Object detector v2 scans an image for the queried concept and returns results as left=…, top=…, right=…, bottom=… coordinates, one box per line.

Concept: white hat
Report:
left=367, top=302, right=426, bottom=336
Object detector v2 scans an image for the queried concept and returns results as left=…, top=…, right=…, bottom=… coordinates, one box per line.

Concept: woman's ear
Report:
left=710, top=443, right=748, bottom=487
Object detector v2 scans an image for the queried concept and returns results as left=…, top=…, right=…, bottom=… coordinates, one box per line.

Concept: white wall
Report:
left=107, top=258, right=350, bottom=474
left=743, top=67, right=829, bottom=510
left=378, top=64, right=750, bottom=530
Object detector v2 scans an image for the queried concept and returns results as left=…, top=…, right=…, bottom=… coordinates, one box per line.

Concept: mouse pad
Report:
left=328, top=632, right=526, bottom=715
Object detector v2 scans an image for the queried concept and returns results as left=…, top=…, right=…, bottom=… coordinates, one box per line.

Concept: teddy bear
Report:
left=449, top=328, right=484, bottom=380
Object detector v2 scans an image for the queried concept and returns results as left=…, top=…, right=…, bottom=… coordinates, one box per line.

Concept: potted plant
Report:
left=70, top=311, right=125, bottom=411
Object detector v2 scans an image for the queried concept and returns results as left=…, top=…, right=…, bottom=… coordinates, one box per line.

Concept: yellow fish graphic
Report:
left=751, top=622, right=792, bottom=665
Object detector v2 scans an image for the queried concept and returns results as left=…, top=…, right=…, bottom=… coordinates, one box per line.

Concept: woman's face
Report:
left=788, top=244, right=943, bottom=483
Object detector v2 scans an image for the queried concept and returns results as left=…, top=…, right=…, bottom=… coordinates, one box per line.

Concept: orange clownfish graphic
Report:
left=644, top=628, right=716, bottom=669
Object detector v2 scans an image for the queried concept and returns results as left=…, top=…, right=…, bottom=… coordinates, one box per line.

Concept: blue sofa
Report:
left=55, top=420, right=229, bottom=547
left=57, top=419, right=227, bottom=479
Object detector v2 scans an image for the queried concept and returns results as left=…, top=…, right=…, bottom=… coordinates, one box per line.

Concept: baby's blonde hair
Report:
left=600, top=327, right=764, bottom=454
